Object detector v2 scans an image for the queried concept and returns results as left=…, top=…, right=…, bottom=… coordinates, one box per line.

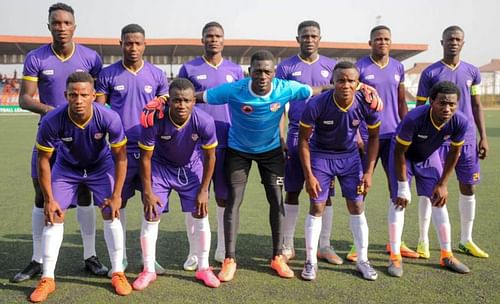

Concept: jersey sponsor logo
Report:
left=270, top=102, right=281, bottom=112
left=466, top=80, right=472, bottom=87
left=61, top=137, right=73, bottom=142
left=323, top=120, right=334, bottom=125
left=352, top=119, right=360, bottom=127
left=196, top=74, right=207, bottom=80
left=241, top=104, right=254, bottom=114
left=292, top=71, right=302, bottom=77
left=321, top=70, right=330, bottom=78
left=226, top=74, right=234, bottom=83
left=114, top=85, right=125, bottom=91
left=191, top=133, right=199, bottom=141
left=42, top=69, right=54, bottom=76
left=160, top=135, right=172, bottom=140
left=417, top=134, right=428, bottom=139
left=144, top=85, right=153, bottom=94
left=365, top=74, right=375, bottom=80
left=394, top=74, right=401, bottom=82
left=94, top=133, right=103, bottom=140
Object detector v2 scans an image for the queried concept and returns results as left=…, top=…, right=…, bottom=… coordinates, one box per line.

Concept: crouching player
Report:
left=388, top=81, right=470, bottom=277
left=30, top=72, right=130, bottom=302
left=134, top=78, right=220, bottom=289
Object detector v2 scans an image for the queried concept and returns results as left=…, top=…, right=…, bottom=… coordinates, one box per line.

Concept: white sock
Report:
left=185, top=213, right=195, bottom=256
left=193, top=216, right=211, bottom=270
left=140, top=219, right=159, bottom=273
left=77, top=205, right=96, bottom=260
left=42, top=223, right=64, bottom=278
left=32, top=207, right=45, bottom=263
left=350, top=212, right=369, bottom=263
left=387, top=199, right=405, bottom=255
left=283, top=204, right=299, bottom=248
left=304, top=214, right=322, bottom=264
left=418, top=196, right=432, bottom=244
left=459, top=194, right=475, bottom=244
left=216, top=206, right=225, bottom=254
left=103, top=219, right=124, bottom=273
left=120, top=208, right=128, bottom=261
left=431, top=206, right=452, bottom=252
left=319, top=205, right=333, bottom=248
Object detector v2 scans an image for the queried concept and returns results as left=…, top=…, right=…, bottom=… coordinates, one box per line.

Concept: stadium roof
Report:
left=0, top=35, right=427, bottom=65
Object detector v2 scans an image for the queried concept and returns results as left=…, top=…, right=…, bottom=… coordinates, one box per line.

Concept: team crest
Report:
left=42, top=69, right=54, bottom=76
left=394, top=74, right=401, bottom=82
left=352, top=119, right=360, bottom=127
left=191, top=133, right=199, bottom=141
left=321, top=70, right=329, bottom=78
left=114, top=85, right=125, bottom=91
left=226, top=75, right=234, bottom=83
left=241, top=105, right=254, bottom=114
left=94, top=133, right=104, bottom=140
left=144, top=85, right=153, bottom=94
left=270, top=102, right=281, bottom=112
left=466, top=80, right=472, bottom=87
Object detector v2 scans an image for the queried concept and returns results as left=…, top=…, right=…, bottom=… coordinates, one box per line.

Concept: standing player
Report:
left=29, top=72, right=131, bottom=302
left=389, top=81, right=470, bottom=277
left=276, top=20, right=342, bottom=265
left=13, top=2, right=106, bottom=283
left=96, top=23, right=169, bottom=275
left=355, top=25, right=418, bottom=264
left=178, top=21, right=244, bottom=269
left=416, top=26, right=489, bottom=259
left=299, top=61, right=380, bottom=281
left=134, top=78, right=220, bottom=289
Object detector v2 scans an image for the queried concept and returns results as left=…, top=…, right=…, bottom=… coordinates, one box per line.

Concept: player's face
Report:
left=48, top=10, right=76, bottom=44
left=297, top=26, right=321, bottom=57
left=249, top=59, right=275, bottom=96
left=431, top=93, right=458, bottom=123
left=65, top=82, right=96, bottom=119
left=441, top=30, right=464, bottom=57
left=169, top=88, right=195, bottom=123
left=121, top=32, right=146, bottom=64
left=369, top=29, right=391, bottom=57
left=202, top=26, right=224, bottom=56
left=333, top=68, right=359, bottom=102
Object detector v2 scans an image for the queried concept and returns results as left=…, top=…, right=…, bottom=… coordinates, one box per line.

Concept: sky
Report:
left=1, top=0, right=499, bottom=74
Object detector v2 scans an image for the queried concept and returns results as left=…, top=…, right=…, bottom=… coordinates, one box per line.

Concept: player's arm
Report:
left=280, top=112, right=287, bottom=153
left=471, top=93, right=489, bottom=159
left=18, top=79, right=53, bottom=115
left=298, top=123, right=321, bottom=199
left=360, top=124, right=380, bottom=194
left=398, top=83, right=408, bottom=119
left=139, top=144, right=163, bottom=221
left=394, top=140, right=411, bottom=209
left=197, top=146, right=216, bottom=217
left=432, top=144, right=462, bottom=207
left=37, top=149, right=63, bottom=224
left=95, top=93, right=107, bottom=105
left=105, top=144, right=127, bottom=219
left=311, top=84, right=334, bottom=96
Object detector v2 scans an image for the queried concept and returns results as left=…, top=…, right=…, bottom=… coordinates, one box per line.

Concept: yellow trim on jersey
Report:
left=333, top=95, right=354, bottom=112
left=110, top=137, right=127, bottom=148
left=369, top=55, right=389, bottom=69
left=201, top=141, right=218, bottom=150
left=168, top=109, right=190, bottom=129
left=138, top=142, right=155, bottom=151
left=395, top=136, right=411, bottom=146
left=95, top=92, right=105, bottom=97
left=68, top=106, right=93, bottom=129
left=158, top=94, right=169, bottom=101
left=471, top=85, right=480, bottom=96
left=440, top=60, right=461, bottom=71
left=36, top=143, right=55, bottom=153
left=451, top=140, right=465, bottom=147
left=22, top=75, right=38, bottom=82
left=51, top=42, right=75, bottom=62
left=122, top=60, right=144, bottom=75
left=299, top=121, right=312, bottom=128
left=429, top=108, right=444, bottom=130
left=297, top=54, right=319, bottom=65
left=416, top=96, right=428, bottom=102
left=202, top=56, right=223, bottom=69
left=367, top=121, right=381, bottom=129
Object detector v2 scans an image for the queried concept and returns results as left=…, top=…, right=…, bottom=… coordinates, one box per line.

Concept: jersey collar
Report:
left=202, top=55, right=223, bottom=69
left=51, top=42, right=75, bottom=62
left=68, top=104, right=93, bottom=129
left=122, top=60, right=144, bottom=75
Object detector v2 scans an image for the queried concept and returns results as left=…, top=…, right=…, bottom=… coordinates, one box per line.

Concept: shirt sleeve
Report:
left=299, top=96, right=320, bottom=129
left=285, top=80, right=313, bottom=102
left=89, top=52, right=103, bottom=79
left=199, top=115, right=218, bottom=150
left=95, top=71, right=109, bottom=96
left=399, top=62, right=406, bottom=84
left=365, top=108, right=381, bottom=129
left=395, top=116, right=416, bottom=146
left=275, top=63, right=288, bottom=80
left=235, top=66, right=244, bottom=81
left=156, top=71, right=170, bottom=97
left=471, top=66, right=481, bottom=96
left=107, top=111, right=127, bottom=148
left=416, top=69, right=431, bottom=103
left=450, top=116, right=468, bottom=146
left=22, top=52, right=40, bottom=82
left=138, top=124, right=157, bottom=151
left=178, top=65, right=188, bottom=78
left=35, top=116, right=57, bottom=152
left=204, top=82, right=233, bottom=105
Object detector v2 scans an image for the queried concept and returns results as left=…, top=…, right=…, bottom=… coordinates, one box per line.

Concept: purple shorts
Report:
left=439, top=143, right=480, bottom=185
left=149, top=158, right=203, bottom=215
left=121, top=152, right=143, bottom=201
left=310, top=153, right=363, bottom=203
left=360, top=137, right=391, bottom=175
left=51, top=161, right=115, bottom=211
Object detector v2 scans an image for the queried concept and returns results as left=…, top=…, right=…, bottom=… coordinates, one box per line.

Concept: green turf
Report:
left=0, top=111, right=499, bottom=303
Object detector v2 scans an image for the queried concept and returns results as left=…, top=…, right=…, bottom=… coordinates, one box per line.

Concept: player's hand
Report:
left=478, top=138, right=489, bottom=160
left=140, top=97, right=166, bottom=128
left=305, top=175, right=322, bottom=200
left=102, top=194, right=122, bottom=220
left=44, top=199, right=63, bottom=225
left=359, top=173, right=372, bottom=195
left=195, top=189, right=209, bottom=217
left=431, top=183, right=448, bottom=208
left=395, top=180, right=411, bottom=210
left=359, top=83, right=383, bottom=111
left=143, top=192, right=163, bottom=221
left=357, top=138, right=366, bottom=156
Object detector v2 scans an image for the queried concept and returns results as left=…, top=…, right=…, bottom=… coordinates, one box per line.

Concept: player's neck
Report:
left=69, top=109, right=92, bottom=126
left=370, top=53, right=389, bottom=66
left=51, top=41, right=74, bottom=59
left=299, top=52, right=319, bottom=63
left=123, top=59, right=144, bottom=72
left=203, top=53, right=223, bottom=66
left=333, top=93, right=353, bottom=109
left=442, top=55, right=460, bottom=67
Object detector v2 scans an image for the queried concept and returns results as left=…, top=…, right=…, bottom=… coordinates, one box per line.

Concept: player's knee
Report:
left=215, top=198, right=226, bottom=207
left=191, top=212, right=206, bottom=219
left=285, top=191, right=300, bottom=204
left=309, top=202, right=326, bottom=216
left=346, top=200, right=364, bottom=215
left=459, top=183, right=475, bottom=196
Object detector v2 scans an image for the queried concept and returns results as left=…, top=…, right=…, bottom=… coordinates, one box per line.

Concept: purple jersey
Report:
left=22, top=43, right=102, bottom=108
left=416, top=61, right=480, bottom=144
left=178, top=56, right=244, bottom=147
left=395, top=105, right=468, bottom=162
left=96, top=61, right=169, bottom=153
left=36, top=103, right=126, bottom=169
left=300, top=90, right=380, bottom=159
left=356, top=56, right=405, bottom=138
left=139, top=107, right=217, bottom=166
left=276, top=55, right=336, bottom=137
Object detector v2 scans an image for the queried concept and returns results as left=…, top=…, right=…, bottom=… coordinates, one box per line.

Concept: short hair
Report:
left=442, top=25, right=464, bottom=39
left=370, top=25, right=391, bottom=39
left=48, top=2, right=74, bottom=18
left=66, top=71, right=94, bottom=88
left=429, top=81, right=461, bottom=101
left=202, top=21, right=224, bottom=36
left=297, top=20, right=320, bottom=34
left=169, top=78, right=195, bottom=95
left=250, top=50, right=275, bottom=65
left=121, top=24, right=145, bottom=39
left=333, top=61, right=359, bottom=74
